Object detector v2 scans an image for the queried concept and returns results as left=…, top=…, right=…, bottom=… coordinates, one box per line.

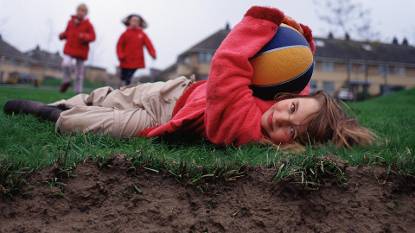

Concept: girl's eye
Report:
left=290, top=126, right=295, bottom=138
left=290, top=103, right=296, bottom=113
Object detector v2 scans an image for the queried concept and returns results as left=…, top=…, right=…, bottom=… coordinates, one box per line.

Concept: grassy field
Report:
left=0, top=85, right=415, bottom=194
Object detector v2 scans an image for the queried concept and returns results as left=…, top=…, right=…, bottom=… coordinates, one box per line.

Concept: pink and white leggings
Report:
left=62, top=55, right=85, bottom=94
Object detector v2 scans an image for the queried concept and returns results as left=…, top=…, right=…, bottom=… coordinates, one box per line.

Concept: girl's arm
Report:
left=143, top=32, right=157, bottom=59
left=116, top=33, right=126, bottom=61
left=79, top=22, right=96, bottom=43
left=205, top=6, right=285, bottom=145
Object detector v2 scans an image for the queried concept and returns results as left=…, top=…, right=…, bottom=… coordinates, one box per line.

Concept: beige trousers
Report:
left=51, top=76, right=192, bottom=138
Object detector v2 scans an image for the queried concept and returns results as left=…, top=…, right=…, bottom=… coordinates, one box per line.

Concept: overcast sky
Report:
left=0, top=0, right=414, bottom=74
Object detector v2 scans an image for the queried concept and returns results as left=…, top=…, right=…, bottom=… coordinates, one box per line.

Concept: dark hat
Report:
left=122, top=14, right=148, bottom=29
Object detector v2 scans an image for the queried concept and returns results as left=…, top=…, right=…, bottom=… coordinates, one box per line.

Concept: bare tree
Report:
left=314, top=0, right=379, bottom=40
left=45, top=18, right=55, bottom=51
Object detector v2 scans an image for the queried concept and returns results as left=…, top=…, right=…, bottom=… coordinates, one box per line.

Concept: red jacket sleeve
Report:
left=79, top=21, right=96, bottom=43
left=116, top=32, right=126, bottom=60
left=205, top=6, right=285, bottom=145
left=143, top=32, right=157, bottom=59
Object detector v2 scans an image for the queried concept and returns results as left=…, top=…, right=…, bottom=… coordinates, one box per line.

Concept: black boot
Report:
left=60, top=82, right=71, bottom=93
left=3, top=100, right=63, bottom=122
left=37, top=106, right=62, bottom=122
left=3, top=100, right=45, bottom=115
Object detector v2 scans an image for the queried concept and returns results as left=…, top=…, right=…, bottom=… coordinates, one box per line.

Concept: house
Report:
left=24, top=45, right=64, bottom=82
left=312, top=33, right=415, bottom=97
left=0, top=34, right=34, bottom=84
left=155, top=25, right=415, bottom=97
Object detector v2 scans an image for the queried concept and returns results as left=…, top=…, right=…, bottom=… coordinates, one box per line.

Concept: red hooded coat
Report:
left=116, top=28, right=157, bottom=69
left=141, top=6, right=314, bottom=145
left=60, top=16, right=96, bottom=61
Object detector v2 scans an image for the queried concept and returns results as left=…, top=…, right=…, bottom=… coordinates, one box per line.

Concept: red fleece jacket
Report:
left=60, top=16, right=96, bottom=60
left=116, top=27, right=157, bottom=69
left=142, top=6, right=314, bottom=145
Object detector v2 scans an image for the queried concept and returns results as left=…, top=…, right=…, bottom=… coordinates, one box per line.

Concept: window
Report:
left=320, top=62, right=335, bottom=72
left=391, top=65, right=406, bottom=76
left=315, top=40, right=325, bottom=47
left=323, top=81, right=335, bottom=95
left=198, top=52, right=212, bottom=64
left=362, top=44, right=372, bottom=51
left=378, top=65, right=389, bottom=76
left=178, top=56, right=191, bottom=65
left=185, top=57, right=192, bottom=65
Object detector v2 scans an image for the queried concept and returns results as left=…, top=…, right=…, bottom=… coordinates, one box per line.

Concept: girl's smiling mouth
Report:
left=268, top=112, right=273, bottom=129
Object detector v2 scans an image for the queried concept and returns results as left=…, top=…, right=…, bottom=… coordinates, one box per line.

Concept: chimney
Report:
left=0, top=34, right=2, bottom=41
left=328, top=32, right=334, bottom=39
left=402, top=38, right=409, bottom=46
left=345, top=32, right=350, bottom=41
left=392, top=37, right=398, bottom=45
left=225, top=22, right=231, bottom=31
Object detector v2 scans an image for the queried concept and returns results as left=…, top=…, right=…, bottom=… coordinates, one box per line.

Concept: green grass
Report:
left=42, top=76, right=106, bottom=90
left=0, top=85, right=414, bottom=195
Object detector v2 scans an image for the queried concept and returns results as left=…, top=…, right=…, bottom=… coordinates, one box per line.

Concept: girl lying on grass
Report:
left=4, top=6, right=375, bottom=149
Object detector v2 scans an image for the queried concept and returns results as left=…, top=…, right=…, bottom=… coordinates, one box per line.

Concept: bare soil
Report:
left=1, top=156, right=414, bottom=233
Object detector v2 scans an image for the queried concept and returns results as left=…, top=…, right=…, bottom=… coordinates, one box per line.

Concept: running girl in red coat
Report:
left=5, top=6, right=375, bottom=149
left=117, top=14, right=157, bottom=86
left=59, top=3, right=96, bottom=94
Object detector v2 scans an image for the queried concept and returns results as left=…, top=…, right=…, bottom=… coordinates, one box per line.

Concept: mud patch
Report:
left=1, top=157, right=414, bottom=233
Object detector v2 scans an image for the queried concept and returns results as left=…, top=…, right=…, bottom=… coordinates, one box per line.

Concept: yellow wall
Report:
left=85, top=68, right=108, bottom=83
left=0, top=62, right=32, bottom=83
left=0, top=60, right=65, bottom=84
left=174, top=53, right=211, bottom=80
left=0, top=60, right=111, bottom=85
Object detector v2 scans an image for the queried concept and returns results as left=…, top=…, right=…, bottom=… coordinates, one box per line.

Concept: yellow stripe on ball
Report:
left=251, top=46, right=313, bottom=87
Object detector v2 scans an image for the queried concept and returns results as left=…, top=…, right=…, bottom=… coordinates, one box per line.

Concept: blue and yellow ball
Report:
left=251, top=24, right=314, bottom=99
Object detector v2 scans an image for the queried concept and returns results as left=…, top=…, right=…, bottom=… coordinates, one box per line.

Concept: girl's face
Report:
left=129, top=16, right=141, bottom=28
left=261, top=97, right=321, bottom=144
left=76, top=7, right=87, bottom=19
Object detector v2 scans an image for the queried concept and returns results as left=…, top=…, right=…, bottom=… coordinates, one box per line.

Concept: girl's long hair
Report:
left=122, top=14, right=148, bottom=29
left=274, top=91, right=376, bottom=149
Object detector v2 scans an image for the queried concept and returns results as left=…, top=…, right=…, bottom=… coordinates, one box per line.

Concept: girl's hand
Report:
left=282, top=16, right=315, bottom=53
left=282, top=16, right=304, bottom=34
left=79, top=33, right=88, bottom=42
left=59, top=32, right=66, bottom=40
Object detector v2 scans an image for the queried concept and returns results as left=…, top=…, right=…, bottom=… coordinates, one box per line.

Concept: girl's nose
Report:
left=274, top=114, right=291, bottom=127
left=274, top=110, right=289, bottom=121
